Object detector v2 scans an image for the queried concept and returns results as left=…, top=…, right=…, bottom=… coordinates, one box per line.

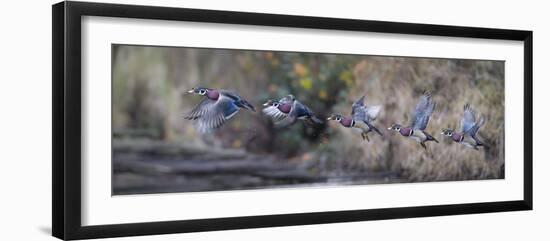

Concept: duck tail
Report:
left=474, top=136, right=488, bottom=149
left=309, top=115, right=324, bottom=125
left=479, top=142, right=489, bottom=150
left=237, top=100, right=256, bottom=112
left=366, top=122, right=383, bottom=137
left=425, top=132, right=439, bottom=143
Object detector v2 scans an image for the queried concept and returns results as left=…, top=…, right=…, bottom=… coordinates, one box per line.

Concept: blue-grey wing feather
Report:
left=219, top=90, right=239, bottom=100
left=352, top=96, right=381, bottom=122
left=468, top=116, right=484, bottom=137
left=463, top=104, right=484, bottom=137
left=351, top=96, right=366, bottom=120
left=262, top=104, right=288, bottom=122
left=462, top=104, right=476, bottom=133
left=219, top=89, right=255, bottom=111
left=410, top=93, right=435, bottom=130
left=196, top=95, right=239, bottom=133
left=185, top=97, right=216, bottom=120
left=352, top=96, right=365, bottom=109
left=273, top=100, right=298, bottom=127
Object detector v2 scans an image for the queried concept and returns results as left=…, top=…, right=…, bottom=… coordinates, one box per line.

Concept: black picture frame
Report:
left=52, top=1, right=533, bottom=240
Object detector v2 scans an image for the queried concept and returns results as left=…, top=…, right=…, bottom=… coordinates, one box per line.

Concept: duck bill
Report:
left=187, top=89, right=195, bottom=94
left=262, top=101, right=271, bottom=106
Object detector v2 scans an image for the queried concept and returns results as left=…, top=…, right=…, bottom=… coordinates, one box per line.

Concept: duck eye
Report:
left=199, top=90, right=205, bottom=94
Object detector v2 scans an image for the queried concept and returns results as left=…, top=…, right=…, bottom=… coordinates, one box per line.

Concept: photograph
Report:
left=111, top=44, right=505, bottom=195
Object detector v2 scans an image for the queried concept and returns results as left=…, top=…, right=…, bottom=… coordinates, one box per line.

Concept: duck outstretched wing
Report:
left=273, top=100, right=298, bottom=128
left=184, top=97, right=216, bottom=120
left=352, top=95, right=381, bottom=122
left=462, top=104, right=484, bottom=137
left=461, top=104, right=477, bottom=133
left=410, top=91, right=435, bottom=130
left=262, top=101, right=288, bottom=122
left=195, top=95, right=240, bottom=133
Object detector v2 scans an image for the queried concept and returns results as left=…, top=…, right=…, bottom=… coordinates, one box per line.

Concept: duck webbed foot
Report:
left=420, top=142, right=427, bottom=149
left=361, top=132, right=370, bottom=142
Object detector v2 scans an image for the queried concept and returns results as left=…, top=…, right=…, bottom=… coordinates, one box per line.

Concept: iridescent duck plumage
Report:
left=184, top=87, right=255, bottom=133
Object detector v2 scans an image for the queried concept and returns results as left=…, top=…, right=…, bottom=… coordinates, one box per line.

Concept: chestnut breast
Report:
left=399, top=127, right=412, bottom=136
left=452, top=133, right=463, bottom=142
left=278, top=103, right=292, bottom=114
left=340, top=117, right=353, bottom=127
left=206, top=90, right=220, bottom=100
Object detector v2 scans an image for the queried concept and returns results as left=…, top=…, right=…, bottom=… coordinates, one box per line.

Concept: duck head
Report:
left=327, top=114, right=353, bottom=127
left=327, top=114, right=344, bottom=122
left=188, top=87, right=219, bottom=100
left=441, top=128, right=455, bottom=137
left=441, top=128, right=464, bottom=142
left=188, top=87, right=209, bottom=95
left=387, top=124, right=402, bottom=132
left=388, top=124, right=414, bottom=137
left=263, top=99, right=280, bottom=107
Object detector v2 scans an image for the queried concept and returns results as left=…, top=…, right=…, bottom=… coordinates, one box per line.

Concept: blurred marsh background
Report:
left=112, top=44, right=504, bottom=195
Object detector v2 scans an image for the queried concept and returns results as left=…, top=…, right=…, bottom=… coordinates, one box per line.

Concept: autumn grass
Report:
left=323, top=57, right=504, bottom=181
